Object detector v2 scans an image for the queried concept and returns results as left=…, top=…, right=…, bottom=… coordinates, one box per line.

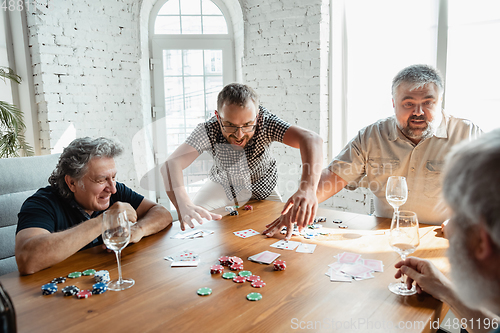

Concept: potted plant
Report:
left=0, top=66, right=33, bottom=157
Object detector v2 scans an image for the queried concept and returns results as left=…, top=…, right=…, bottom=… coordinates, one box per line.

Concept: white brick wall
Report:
left=27, top=0, right=371, bottom=213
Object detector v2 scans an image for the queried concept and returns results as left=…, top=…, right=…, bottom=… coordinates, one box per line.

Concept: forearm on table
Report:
left=16, top=218, right=102, bottom=275
left=135, top=204, right=172, bottom=237
left=298, top=134, right=323, bottom=191
left=162, top=160, right=193, bottom=212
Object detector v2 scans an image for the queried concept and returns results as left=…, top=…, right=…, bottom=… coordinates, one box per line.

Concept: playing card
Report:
left=296, top=243, right=317, bottom=253
left=362, top=259, right=384, bottom=272
left=326, top=268, right=352, bottom=282
left=338, top=252, right=362, bottom=264
left=270, top=240, right=301, bottom=250
left=248, top=250, right=281, bottom=264
left=170, top=229, right=214, bottom=239
left=233, top=229, right=260, bottom=238
left=340, top=263, right=373, bottom=278
left=164, top=250, right=200, bottom=267
left=354, top=271, right=375, bottom=281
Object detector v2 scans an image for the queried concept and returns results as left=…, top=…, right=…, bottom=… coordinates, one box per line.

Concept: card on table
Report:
left=362, top=259, right=384, bottom=272
left=233, top=229, right=260, bottom=238
left=340, top=263, right=373, bottom=278
left=248, top=250, right=281, bottom=264
left=325, top=268, right=352, bottom=282
left=296, top=243, right=317, bottom=253
left=337, top=252, right=362, bottom=264
left=270, top=240, right=301, bottom=250
left=170, top=229, right=214, bottom=239
left=164, top=250, right=200, bottom=267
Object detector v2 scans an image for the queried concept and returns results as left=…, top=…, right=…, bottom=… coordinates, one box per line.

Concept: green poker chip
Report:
left=82, top=269, right=96, bottom=276
left=197, top=287, right=212, bottom=296
left=68, top=271, right=82, bottom=278
left=222, top=272, right=237, bottom=279
left=246, top=292, right=262, bottom=301
left=238, top=270, right=252, bottom=277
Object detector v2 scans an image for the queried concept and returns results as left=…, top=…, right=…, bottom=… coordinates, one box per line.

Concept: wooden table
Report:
left=0, top=200, right=450, bottom=333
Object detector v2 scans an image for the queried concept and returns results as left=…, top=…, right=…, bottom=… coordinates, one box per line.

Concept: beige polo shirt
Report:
left=328, top=112, right=482, bottom=225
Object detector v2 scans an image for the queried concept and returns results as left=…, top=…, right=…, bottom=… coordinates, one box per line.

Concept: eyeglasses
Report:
left=218, top=117, right=257, bottom=133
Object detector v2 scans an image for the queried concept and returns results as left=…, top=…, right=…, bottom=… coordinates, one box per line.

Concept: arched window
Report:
left=150, top=0, right=235, bottom=203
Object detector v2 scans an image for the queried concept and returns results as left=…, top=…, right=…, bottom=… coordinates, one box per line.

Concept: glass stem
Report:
left=400, top=254, right=406, bottom=287
left=394, top=207, right=400, bottom=229
left=115, top=250, right=123, bottom=285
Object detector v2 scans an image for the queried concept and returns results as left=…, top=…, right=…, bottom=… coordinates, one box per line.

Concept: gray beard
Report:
left=397, top=117, right=437, bottom=141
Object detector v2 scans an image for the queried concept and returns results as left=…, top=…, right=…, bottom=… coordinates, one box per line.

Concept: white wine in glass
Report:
left=386, top=176, right=408, bottom=216
left=389, top=210, right=419, bottom=296
left=102, top=210, right=135, bottom=291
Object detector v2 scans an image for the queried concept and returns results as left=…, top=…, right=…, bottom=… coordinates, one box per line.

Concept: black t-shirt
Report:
left=16, top=182, right=144, bottom=250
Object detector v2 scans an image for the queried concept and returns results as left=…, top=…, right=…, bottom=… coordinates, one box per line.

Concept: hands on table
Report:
left=262, top=188, right=318, bottom=241
left=177, top=203, right=222, bottom=231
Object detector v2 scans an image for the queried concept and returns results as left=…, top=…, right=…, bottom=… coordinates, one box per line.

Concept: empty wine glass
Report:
left=386, top=176, right=408, bottom=217
left=388, top=210, right=420, bottom=296
left=102, top=210, right=135, bottom=291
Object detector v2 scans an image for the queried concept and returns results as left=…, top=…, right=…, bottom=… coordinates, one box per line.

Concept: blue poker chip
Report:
left=92, top=282, right=108, bottom=295
left=41, top=283, right=58, bottom=295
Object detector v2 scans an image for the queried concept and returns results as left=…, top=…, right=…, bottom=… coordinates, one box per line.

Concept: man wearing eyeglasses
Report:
left=162, top=83, right=323, bottom=236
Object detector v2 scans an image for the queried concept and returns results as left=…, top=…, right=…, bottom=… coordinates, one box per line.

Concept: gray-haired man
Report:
left=15, top=137, right=172, bottom=275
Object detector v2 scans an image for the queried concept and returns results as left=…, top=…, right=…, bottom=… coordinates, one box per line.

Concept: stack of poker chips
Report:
left=218, top=256, right=230, bottom=266
left=92, top=282, right=108, bottom=295
left=62, top=285, right=80, bottom=296
left=94, top=270, right=110, bottom=283
left=229, top=210, right=238, bottom=216
left=76, top=290, right=92, bottom=299
left=243, top=205, right=253, bottom=210
left=41, top=283, right=58, bottom=295
left=210, top=265, right=224, bottom=274
left=274, top=260, right=286, bottom=271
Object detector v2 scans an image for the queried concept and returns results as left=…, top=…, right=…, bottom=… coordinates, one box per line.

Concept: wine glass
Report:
left=388, top=210, right=420, bottom=296
left=102, top=210, right=135, bottom=291
left=386, top=176, right=408, bottom=217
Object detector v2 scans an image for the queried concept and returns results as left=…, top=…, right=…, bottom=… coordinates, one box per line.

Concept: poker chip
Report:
left=67, top=271, right=82, bottom=279
left=218, top=256, right=230, bottom=266
left=251, top=280, right=266, bottom=288
left=94, top=270, right=110, bottom=283
left=225, top=206, right=235, bottom=212
left=210, top=265, right=224, bottom=274
left=228, top=256, right=243, bottom=265
left=274, top=260, right=286, bottom=271
left=246, top=292, right=262, bottom=301
left=41, top=283, right=58, bottom=295
left=339, top=225, right=348, bottom=229
left=222, top=272, right=237, bottom=279
left=233, top=276, right=247, bottom=283
left=92, top=282, right=108, bottom=295
left=229, top=211, right=238, bottom=216
left=82, top=269, right=96, bottom=276
left=51, top=277, right=66, bottom=284
left=197, top=287, right=212, bottom=296
left=333, top=219, right=343, bottom=224
left=243, top=205, right=253, bottom=210
left=76, top=290, right=92, bottom=299
left=238, top=270, right=252, bottom=277
left=62, top=285, right=80, bottom=296
left=246, top=275, right=261, bottom=283
left=229, top=263, right=244, bottom=271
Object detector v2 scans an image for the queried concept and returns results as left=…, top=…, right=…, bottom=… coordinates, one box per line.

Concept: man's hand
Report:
left=281, top=188, right=318, bottom=230
left=178, top=203, right=222, bottom=231
left=106, top=201, right=138, bottom=223
left=394, top=257, right=453, bottom=301
left=262, top=216, right=295, bottom=240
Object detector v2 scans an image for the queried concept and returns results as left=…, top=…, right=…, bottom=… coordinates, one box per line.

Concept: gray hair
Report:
left=442, top=129, right=500, bottom=247
left=392, top=64, right=444, bottom=97
left=49, top=137, right=123, bottom=199
left=217, top=83, right=259, bottom=111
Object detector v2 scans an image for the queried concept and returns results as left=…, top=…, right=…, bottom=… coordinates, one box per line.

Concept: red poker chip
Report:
left=76, top=290, right=92, bottom=299
left=210, top=265, right=224, bottom=274
left=228, top=256, right=243, bottom=265
left=246, top=275, right=261, bottom=282
left=233, top=276, right=247, bottom=283
left=274, top=260, right=286, bottom=271
left=229, top=263, right=244, bottom=271
left=251, top=280, right=266, bottom=288
left=219, top=256, right=230, bottom=266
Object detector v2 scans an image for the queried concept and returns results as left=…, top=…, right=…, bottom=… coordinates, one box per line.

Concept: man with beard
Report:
left=162, top=83, right=323, bottom=234
left=394, top=129, right=500, bottom=333
left=265, top=64, right=481, bottom=237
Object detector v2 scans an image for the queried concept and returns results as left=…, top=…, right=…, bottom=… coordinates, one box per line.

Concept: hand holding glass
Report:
left=386, top=176, right=408, bottom=216
left=389, top=211, right=420, bottom=296
left=102, top=210, right=135, bottom=291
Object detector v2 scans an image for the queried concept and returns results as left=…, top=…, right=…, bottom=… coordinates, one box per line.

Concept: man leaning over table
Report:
left=265, top=64, right=482, bottom=238
left=395, top=129, right=500, bottom=333
left=15, top=137, right=172, bottom=275
left=161, top=83, right=323, bottom=237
